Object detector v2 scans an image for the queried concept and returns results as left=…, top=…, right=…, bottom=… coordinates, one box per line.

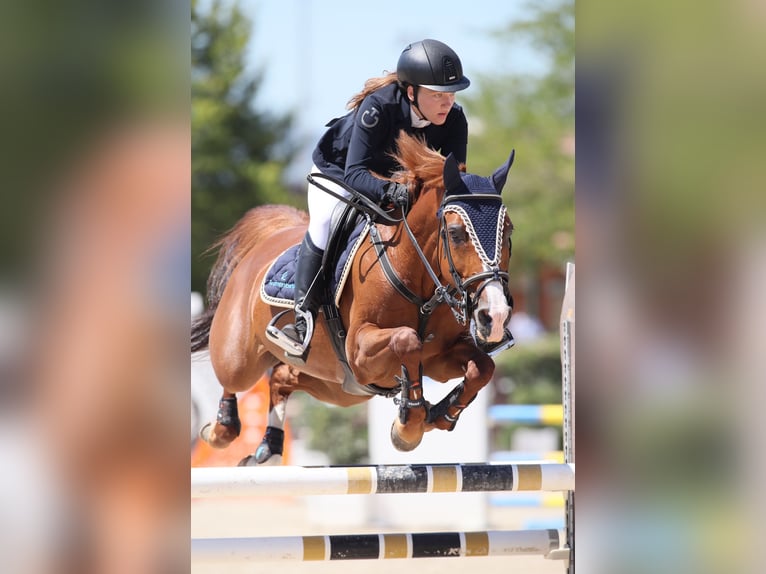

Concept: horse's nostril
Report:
left=478, top=309, right=491, bottom=327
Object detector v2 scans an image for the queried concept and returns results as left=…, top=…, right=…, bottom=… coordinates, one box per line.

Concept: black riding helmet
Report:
left=396, top=39, right=471, bottom=92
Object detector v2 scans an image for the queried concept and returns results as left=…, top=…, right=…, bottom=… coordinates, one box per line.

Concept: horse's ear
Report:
left=491, top=149, right=515, bottom=193
left=443, top=153, right=463, bottom=194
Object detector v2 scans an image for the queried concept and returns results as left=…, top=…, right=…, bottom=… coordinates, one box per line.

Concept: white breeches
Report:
left=306, top=165, right=351, bottom=249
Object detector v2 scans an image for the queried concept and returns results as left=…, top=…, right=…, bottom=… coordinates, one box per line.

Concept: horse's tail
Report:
left=191, top=204, right=308, bottom=352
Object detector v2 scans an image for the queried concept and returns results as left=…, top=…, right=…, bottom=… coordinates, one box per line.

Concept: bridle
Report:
left=306, top=172, right=512, bottom=340
left=438, top=192, right=512, bottom=326
left=368, top=190, right=511, bottom=339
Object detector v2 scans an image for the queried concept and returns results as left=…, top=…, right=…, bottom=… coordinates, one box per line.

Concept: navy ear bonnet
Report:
left=442, top=172, right=508, bottom=266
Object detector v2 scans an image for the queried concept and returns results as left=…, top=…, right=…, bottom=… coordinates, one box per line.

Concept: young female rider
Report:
left=270, top=39, right=471, bottom=355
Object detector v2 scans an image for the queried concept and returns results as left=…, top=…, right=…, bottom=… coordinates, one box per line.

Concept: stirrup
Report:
left=265, top=309, right=315, bottom=356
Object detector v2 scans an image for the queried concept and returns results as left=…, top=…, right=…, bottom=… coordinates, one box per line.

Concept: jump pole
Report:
left=488, top=403, right=564, bottom=425
left=192, top=528, right=565, bottom=562
left=191, top=462, right=574, bottom=498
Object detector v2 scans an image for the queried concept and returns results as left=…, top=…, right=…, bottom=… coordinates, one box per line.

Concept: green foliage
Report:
left=494, top=333, right=562, bottom=405
left=464, top=0, right=574, bottom=277
left=491, top=334, right=563, bottom=452
left=300, top=398, right=369, bottom=465
left=191, top=0, right=299, bottom=294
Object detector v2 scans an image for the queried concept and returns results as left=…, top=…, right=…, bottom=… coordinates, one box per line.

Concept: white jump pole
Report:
left=192, top=528, right=565, bottom=562
left=191, top=462, right=575, bottom=498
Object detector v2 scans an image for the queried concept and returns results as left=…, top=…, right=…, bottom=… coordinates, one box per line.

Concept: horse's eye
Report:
left=448, top=225, right=467, bottom=245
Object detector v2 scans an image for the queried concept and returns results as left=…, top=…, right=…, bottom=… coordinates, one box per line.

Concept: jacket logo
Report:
left=360, top=106, right=380, bottom=128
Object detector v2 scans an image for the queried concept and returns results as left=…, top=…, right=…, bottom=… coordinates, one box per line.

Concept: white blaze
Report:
left=476, top=280, right=511, bottom=342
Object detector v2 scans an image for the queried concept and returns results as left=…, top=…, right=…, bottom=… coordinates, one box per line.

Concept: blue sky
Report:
left=241, top=0, right=545, bottom=179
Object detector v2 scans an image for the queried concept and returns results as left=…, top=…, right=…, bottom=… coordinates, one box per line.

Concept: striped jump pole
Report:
left=192, top=529, right=565, bottom=562
left=488, top=404, right=563, bottom=425
left=489, top=491, right=565, bottom=508
left=490, top=450, right=565, bottom=462
left=191, top=462, right=575, bottom=498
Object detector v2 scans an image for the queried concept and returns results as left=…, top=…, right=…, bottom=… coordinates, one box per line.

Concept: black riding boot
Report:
left=272, top=234, right=324, bottom=354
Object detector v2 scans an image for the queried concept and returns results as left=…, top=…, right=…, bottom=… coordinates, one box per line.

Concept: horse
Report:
left=191, top=132, right=515, bottom=465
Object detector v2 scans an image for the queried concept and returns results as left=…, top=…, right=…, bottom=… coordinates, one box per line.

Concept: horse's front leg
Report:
left=349, top=324, right=427, bottom=452
left=390, top=360, right=428, bottom=451
left=425, top=344, right=495, bottom=432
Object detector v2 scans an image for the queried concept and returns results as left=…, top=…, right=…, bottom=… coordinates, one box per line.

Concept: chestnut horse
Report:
left=192, top=133, right=515, bottom=465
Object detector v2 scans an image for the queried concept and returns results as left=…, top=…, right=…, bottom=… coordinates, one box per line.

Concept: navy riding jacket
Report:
left=312, top=83, right=468, bottom=202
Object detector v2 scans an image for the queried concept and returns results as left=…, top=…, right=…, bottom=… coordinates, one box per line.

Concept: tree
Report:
left=191, top=0, right=299, bottom=294
left=464, top=0, right=574, bottom=277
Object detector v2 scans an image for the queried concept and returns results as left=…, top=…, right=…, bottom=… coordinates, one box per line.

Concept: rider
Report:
left=270, top=39, right=471, bottom=356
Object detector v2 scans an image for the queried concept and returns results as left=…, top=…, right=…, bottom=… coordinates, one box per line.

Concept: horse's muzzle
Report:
left=473, top=281, right=512, bottom=343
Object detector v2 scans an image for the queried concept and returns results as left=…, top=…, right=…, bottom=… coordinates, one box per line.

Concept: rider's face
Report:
left=408, top=86, right=456, bottom=126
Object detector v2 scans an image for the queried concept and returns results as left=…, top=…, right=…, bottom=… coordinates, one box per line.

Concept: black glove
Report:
left=381, top=182, right=409, bottom=207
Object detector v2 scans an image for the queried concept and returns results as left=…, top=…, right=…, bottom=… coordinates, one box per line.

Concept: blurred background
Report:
left=576, top=1, right=766, bottom=573
left=1, top=0, right=191, bottom=572
left=0, top=0, right=764, bottom=572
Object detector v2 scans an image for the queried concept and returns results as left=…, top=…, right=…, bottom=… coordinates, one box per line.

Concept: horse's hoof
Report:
left=238, top=452, right=282, bottom=466
left=259, top=426, right=285, bottom=459
left=198, top=422, right=213, bottom=443
left=237, top=454, right=258, bottom=466
left=390, top=421, right=422, bottom=452
left=198, top=421, right=239, bottom=449
left=254, top=443, right=273, bottom=464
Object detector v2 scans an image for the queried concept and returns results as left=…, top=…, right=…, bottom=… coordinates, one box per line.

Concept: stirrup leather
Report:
left=265, top=308, right=315, bottom=356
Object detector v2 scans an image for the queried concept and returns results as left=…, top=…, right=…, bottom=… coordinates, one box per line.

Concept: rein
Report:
left=307, top=173, right=399, bottom=224
left=368, top=223, right=461, bottom=339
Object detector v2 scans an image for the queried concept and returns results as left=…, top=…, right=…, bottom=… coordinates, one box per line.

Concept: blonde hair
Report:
left=346, top=72, right=400, bottom=111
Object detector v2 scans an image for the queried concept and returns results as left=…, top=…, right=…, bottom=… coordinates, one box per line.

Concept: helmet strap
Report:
left=408, top=85, right=425, bottom=120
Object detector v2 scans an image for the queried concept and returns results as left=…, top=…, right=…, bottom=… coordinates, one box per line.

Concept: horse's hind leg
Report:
left=198, top=350, right=279, bottom=451
left=199, top=391, right=242, bottom=449
left=239, top=363, right=297, bottom=466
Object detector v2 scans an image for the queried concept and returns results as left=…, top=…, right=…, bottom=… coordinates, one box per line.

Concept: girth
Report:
left=317, top=199, right=402, bottom=398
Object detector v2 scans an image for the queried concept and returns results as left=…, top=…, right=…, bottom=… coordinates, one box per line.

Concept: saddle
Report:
left=262, top=197, right=391, bottom=397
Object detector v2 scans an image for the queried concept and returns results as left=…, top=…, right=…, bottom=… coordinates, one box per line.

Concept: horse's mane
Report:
left=389, top=132, right=464, bottom=197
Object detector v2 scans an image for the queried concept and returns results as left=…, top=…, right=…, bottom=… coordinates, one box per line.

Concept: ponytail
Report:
left=346, top=72, right=401, bottom=111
